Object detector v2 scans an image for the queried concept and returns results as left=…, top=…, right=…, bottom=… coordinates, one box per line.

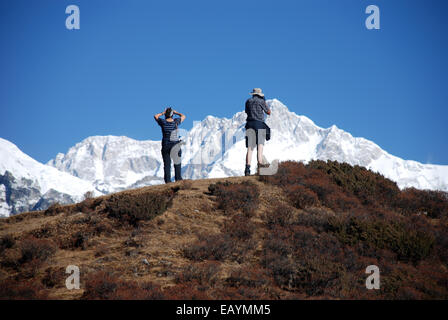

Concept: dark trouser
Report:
left=161, top=144, right=182, bottom=183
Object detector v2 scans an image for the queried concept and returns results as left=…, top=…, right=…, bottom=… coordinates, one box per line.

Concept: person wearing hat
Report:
left=154, top=107, right=186, bottom=183
left=244, top=88, right=271, bottom=176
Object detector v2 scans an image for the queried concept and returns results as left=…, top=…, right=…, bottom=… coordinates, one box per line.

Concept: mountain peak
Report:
left=0, top=138, right=99, bottom=217
left=2, top=99, right=448, bottom=217
left=43, top=98, right=448, bottom=193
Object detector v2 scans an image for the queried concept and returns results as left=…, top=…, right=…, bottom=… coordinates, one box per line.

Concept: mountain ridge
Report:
left=0, top=138, right=100, bottom=217
left=48, top=99, right=447, bottom=192
left=1, top=98, right=448, bottom=217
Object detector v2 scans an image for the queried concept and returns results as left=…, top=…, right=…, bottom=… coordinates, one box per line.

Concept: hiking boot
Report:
left=244, top=165, right=251, bottom=176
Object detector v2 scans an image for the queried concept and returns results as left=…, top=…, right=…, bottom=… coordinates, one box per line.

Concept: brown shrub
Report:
left=74, top=197, right=103, bottom=214
left=212, top=285, right=274, bottom=300
left=184, top=231, right=255, bottom=264
left=112, top=281, right=164, bottom=300
left=398, top=188, right=448, bottom=218
left=308, top=160, right=401, bottom=207
left=20, top=258, right=44, bottom=278
left=44, top=203, right=64, bottom=216
left=82, top=271, right=119, bottom=299
left=41, top=267, right=66, bottom=288
left=285, top=185, right=319, bottom=209
left=261, top=251, right=295, bottom=289
left=435, top=225, right=448, bottom=266
left=328, top=214, right=434, bottom=264
left=93, top=220, right=113, bottom=235
left=225, top=265, right=271, bottom=288
left=0, top=234, right=15, bottom=253
left=257, top=161, right=448, bottom=298
left=379, top=264, right=429, bottom=299
left=259, top=161, right=309, bottom=186
left=261, top=225, right=297, bottom=288
left=294, top=256, right=346, bottom=297
left=208, top=181, right=259, bottom=216
left=265, top=204, right=294, bottom=228
left=164, top=281, right=211, bottom=300
left=183, top=234, right=235, bottom=262
left=176, top=261, right=221, bottom=286
left=261, top=160, right=446, bottom=217
left=221, top=214, right=255, bottom=240
left=81, top=271, right=164, bottom=300
left=304, top=175, right=339, bottom=203
left=19, top=236, right=57, bottom=265
left=322, top=191, right=361, bottom=212
left=105, top=190, right=175, bottom=226
left=261, top=161, right=360, bottom=213
left=2, top=237, right=59, bottom=278
left=0, top=248, right=21, bottom=270
left=296, top=207, right=333, bottom=233
left=306, top=160, right=448, bottom=217
left=71, top=232, right=89, bottom=250
left=0, top=279, right=48, bottom=300
left=262, top=227, right=351, bottom=297
left=30, top=224, right=53, bottom=238
left=264, top=233, right=293, bottom=258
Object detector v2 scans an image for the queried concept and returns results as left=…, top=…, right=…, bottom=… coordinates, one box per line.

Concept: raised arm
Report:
left=173, top=110, right=186, bottom=123
left=154, top=108, right=166, bottom=121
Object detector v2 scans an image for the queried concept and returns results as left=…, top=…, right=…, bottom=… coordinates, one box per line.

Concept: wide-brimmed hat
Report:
left=250, top=88, right=264, bottom=97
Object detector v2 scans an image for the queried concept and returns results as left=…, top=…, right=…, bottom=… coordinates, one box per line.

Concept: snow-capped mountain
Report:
left=47, top=99, right=448, bottom=193
left=47, top=136, right=164, bottom=193
left=205, top=100, right=448, bottom=192
left=2, top=99, right=447, bottom=216
left=0, top=138, right=100, bottom=217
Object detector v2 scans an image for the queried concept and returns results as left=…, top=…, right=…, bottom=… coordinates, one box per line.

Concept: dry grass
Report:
left=1, top=163, right=447, bottom=300
left=0, top=176, right=268, bottom=299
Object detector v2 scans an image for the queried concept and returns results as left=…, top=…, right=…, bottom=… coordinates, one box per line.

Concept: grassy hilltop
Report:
left=1, top=160, right=447, bottom=300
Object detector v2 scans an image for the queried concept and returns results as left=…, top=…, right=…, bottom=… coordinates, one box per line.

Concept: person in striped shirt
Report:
left=154, top=107, right=186, bottom=183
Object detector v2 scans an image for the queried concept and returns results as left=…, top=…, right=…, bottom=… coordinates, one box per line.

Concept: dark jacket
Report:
left=245, top=95, right=270, bottom=122
left=245, top=120, right=271, bottom=141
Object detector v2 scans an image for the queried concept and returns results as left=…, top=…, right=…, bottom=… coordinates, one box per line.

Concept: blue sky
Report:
left=1, top=0, right=447, bottom=164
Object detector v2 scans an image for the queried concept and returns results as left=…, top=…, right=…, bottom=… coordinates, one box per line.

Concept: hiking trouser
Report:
left=161, top=143, right=182, bottom=183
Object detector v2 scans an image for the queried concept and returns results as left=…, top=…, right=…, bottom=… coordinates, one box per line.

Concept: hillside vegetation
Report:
left=0, top=160, right=447, bottom=300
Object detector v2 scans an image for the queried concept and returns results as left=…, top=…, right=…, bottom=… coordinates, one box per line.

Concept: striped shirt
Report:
left=157, top=117, right=181, bottom=146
